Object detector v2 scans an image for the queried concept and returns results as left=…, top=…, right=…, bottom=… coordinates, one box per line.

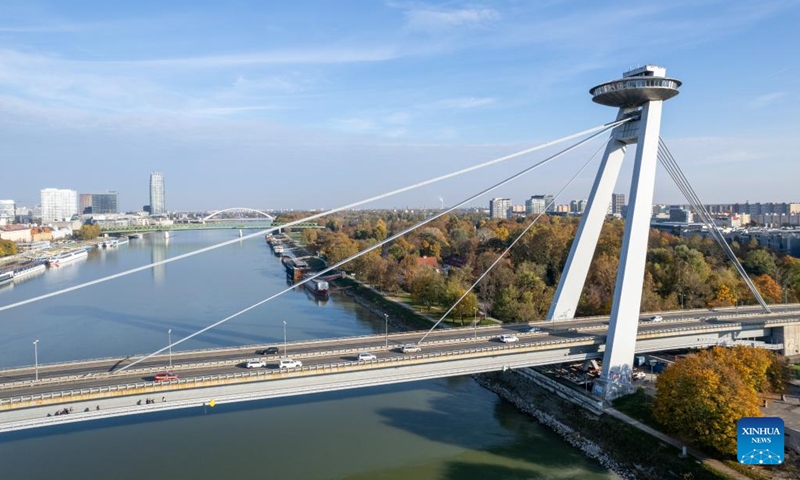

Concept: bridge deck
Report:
left=0, top=305, right=797, bottom=433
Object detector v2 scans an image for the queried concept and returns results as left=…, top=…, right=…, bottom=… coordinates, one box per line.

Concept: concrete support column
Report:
left=774, top=325, right=800, bottom=357
left=548, top=136, right=627, bottom=321
left=594, top=100, right=663, bottom=400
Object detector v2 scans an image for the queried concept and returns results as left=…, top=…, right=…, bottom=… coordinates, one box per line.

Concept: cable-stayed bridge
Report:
left=2, top=64, right=796, bottom=433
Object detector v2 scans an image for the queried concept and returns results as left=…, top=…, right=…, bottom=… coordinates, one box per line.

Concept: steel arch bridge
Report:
left=202, top=208, right=275, bottom=222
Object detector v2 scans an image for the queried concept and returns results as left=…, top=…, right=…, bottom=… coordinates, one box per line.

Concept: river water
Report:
left=0, top=231, right=617, bottom=479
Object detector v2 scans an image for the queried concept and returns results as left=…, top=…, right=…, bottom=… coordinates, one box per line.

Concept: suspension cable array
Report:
left=657, top=137, right=771, bottom=312
left=418, top=140, right=610, bottom=343
left=116, top=123, right=619, bottom=373
left=0, top=119, right=630, bottom=314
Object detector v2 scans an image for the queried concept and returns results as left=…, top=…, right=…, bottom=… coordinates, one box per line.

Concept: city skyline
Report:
left=1, top=2, right=798, bottom=210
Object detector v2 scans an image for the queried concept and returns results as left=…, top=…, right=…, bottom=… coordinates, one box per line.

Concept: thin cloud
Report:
left=190, top=106, right=283, bottom=116
left=748, top=92, right=786, bottom=109
left=103, top=47, right=400, bottom=68
left=404, top=6, right=500, bottom=32
left=0, top=24, right=81, bottom=33
left=430, top=97, right=495, bottom=109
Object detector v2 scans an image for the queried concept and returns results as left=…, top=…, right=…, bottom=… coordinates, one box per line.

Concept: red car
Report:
left=154, top=372, right=179, bottom=382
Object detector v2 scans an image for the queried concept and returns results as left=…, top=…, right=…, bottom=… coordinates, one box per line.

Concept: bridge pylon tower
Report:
left=547, top=65, right=681, bottom=400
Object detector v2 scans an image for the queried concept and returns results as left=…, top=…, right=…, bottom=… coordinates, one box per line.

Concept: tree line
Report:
left=277, top=211, right=800, bottom=321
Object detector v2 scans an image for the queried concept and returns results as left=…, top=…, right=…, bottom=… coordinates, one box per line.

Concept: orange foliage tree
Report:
left=753, top=274, right=783, bottom=303
left=654, top=348, right=763, bottom=455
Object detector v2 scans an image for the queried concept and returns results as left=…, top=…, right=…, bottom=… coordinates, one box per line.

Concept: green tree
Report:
left=410, top=268, right=445, bottom=311
left=743, top=249, right=777, bottom=277
left=77, top=224, right=101, bottom=240
left=442, top=281, right=479, bottom=325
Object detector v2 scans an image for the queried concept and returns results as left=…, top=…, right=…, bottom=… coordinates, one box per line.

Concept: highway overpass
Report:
left=1, top=304, right=798, bottom=433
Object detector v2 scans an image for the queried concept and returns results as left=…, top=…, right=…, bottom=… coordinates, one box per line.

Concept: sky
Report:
left=1, top=1, right=799, bottom=211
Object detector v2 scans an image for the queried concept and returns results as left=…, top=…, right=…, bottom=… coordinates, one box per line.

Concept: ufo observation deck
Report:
left=590, top=76, right=681, bottom=108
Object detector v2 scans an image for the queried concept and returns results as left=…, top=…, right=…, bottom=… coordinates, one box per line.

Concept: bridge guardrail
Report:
left=4, top=316, right=796, bottom=393
left=0, top=336, right=603, bottom=408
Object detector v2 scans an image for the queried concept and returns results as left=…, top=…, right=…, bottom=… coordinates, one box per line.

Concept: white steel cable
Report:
left=656, top=137, right=770, bottom=312
left=0, top=119, right=630, bottom=313
left=418, top=139, right=609, bottom=343
left=115, top=125, right=616, bottom=373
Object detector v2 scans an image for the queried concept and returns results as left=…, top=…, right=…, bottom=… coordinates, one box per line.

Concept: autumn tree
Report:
left=654, top=347, right=787, bottom=455
left=654, top=348, right=763, bottom=456
left=753, top=274, right=782, bottom=304
left=442, top=281, right=479, bottom=325
left=77, top=224, right=101, bottom=240
left=410, top=268, right=445, bottom=311
left=0, top=239, right=17, bottom=257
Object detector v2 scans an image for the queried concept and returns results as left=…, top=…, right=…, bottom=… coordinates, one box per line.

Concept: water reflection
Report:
left=150, top=232, right=169, bottom=284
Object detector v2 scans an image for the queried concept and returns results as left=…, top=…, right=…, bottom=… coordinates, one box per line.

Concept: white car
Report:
left=357, top=352, right=377, bottom=362
left=401, top=344, right=421, bottom=353
left=245, top=359, right=266, bottom=369
left=278, top=359, right=303, bottom=369
left=648, top=315, right=664, bottom=322
left=528, top=326, right=542, bottom=333
left=498, top=334, right=519, bottom=343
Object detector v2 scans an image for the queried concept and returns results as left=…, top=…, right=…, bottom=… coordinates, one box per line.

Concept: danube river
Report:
left=0, top=231, right=617, bottom=479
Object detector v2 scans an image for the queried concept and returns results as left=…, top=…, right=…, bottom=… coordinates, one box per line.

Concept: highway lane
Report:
left=1, top=330, right=601, bottom=398
left=2, top=305, right=797, bottom=390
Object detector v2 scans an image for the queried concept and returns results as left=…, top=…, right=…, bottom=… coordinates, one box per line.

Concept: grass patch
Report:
left=333, top=277, right=433, bottom=331
left=721, top=461, right=771, bottom=480
left=613, top=387, right=660, bottom=427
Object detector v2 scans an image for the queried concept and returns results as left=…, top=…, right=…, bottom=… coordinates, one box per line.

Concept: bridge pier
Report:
left=773, top=325, right=800, bottom=358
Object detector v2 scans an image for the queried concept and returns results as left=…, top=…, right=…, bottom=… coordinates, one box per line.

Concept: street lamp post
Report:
left=473, top=307, right=478, bottom=340
left=33, top=339, right=39, bottom=382
left=649, top=359, right=657, bottom=383
left=168, top=329, right=173, bottom=369
left=283, top=320, right=288, bottom=356
left=384, top=313, right=389, bottom=348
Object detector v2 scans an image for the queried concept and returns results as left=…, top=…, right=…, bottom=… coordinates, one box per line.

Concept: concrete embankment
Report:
left=474, top=370, right=731, bottom=480
left=474, top=371, right=634, bottom=479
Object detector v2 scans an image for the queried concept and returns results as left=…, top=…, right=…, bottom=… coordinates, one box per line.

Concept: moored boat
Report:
left=282, top=256, right=309, bottom=281
left=12, top=261, right=46, bottom=280
left=47, top=248, right=89, bottom=267
left=304, top=276, right=329, bottom=298
left=0, top=271, right=13, bottom=286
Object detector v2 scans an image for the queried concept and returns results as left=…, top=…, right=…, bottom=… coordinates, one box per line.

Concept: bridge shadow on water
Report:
left=370, top=376, right=610, bottom=479
left=0, top=383, right=401, bottom=444
left=0, top=376, right=612, bottom=478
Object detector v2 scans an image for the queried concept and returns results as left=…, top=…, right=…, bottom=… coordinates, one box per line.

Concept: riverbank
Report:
left=474, top=370, right=730, bottom=480
left=333, top=277, right=438, bottom=331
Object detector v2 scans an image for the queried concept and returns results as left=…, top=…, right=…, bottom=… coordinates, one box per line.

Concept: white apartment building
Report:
left=40, top=188, right=78, bottom=223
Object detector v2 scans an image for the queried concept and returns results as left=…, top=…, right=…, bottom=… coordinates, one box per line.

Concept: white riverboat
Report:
left=46, top=248, right=89, bottom=267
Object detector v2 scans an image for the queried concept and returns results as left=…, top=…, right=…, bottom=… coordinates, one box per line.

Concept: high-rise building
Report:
left=569, top=199, right=588, bottom=214
left=150, top=172, right=165, bottom=215
left=40, top=188, right=78, bottom=223
left=0, top=200, right=15, bottom=225
left=91, top=192, right=118, bottom=214
left=525, top=194, right=554, bottom=215
left=610, top=193, right=626, bottom=216
left=489, top=198, right=512, bottom=219
left=79, top=194, right=93, bottom=214
left=669, top=207, right=694, bottom=223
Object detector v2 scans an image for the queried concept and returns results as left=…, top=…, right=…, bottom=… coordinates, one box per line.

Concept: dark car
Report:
left=258, top=346, right=280, bottom=355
